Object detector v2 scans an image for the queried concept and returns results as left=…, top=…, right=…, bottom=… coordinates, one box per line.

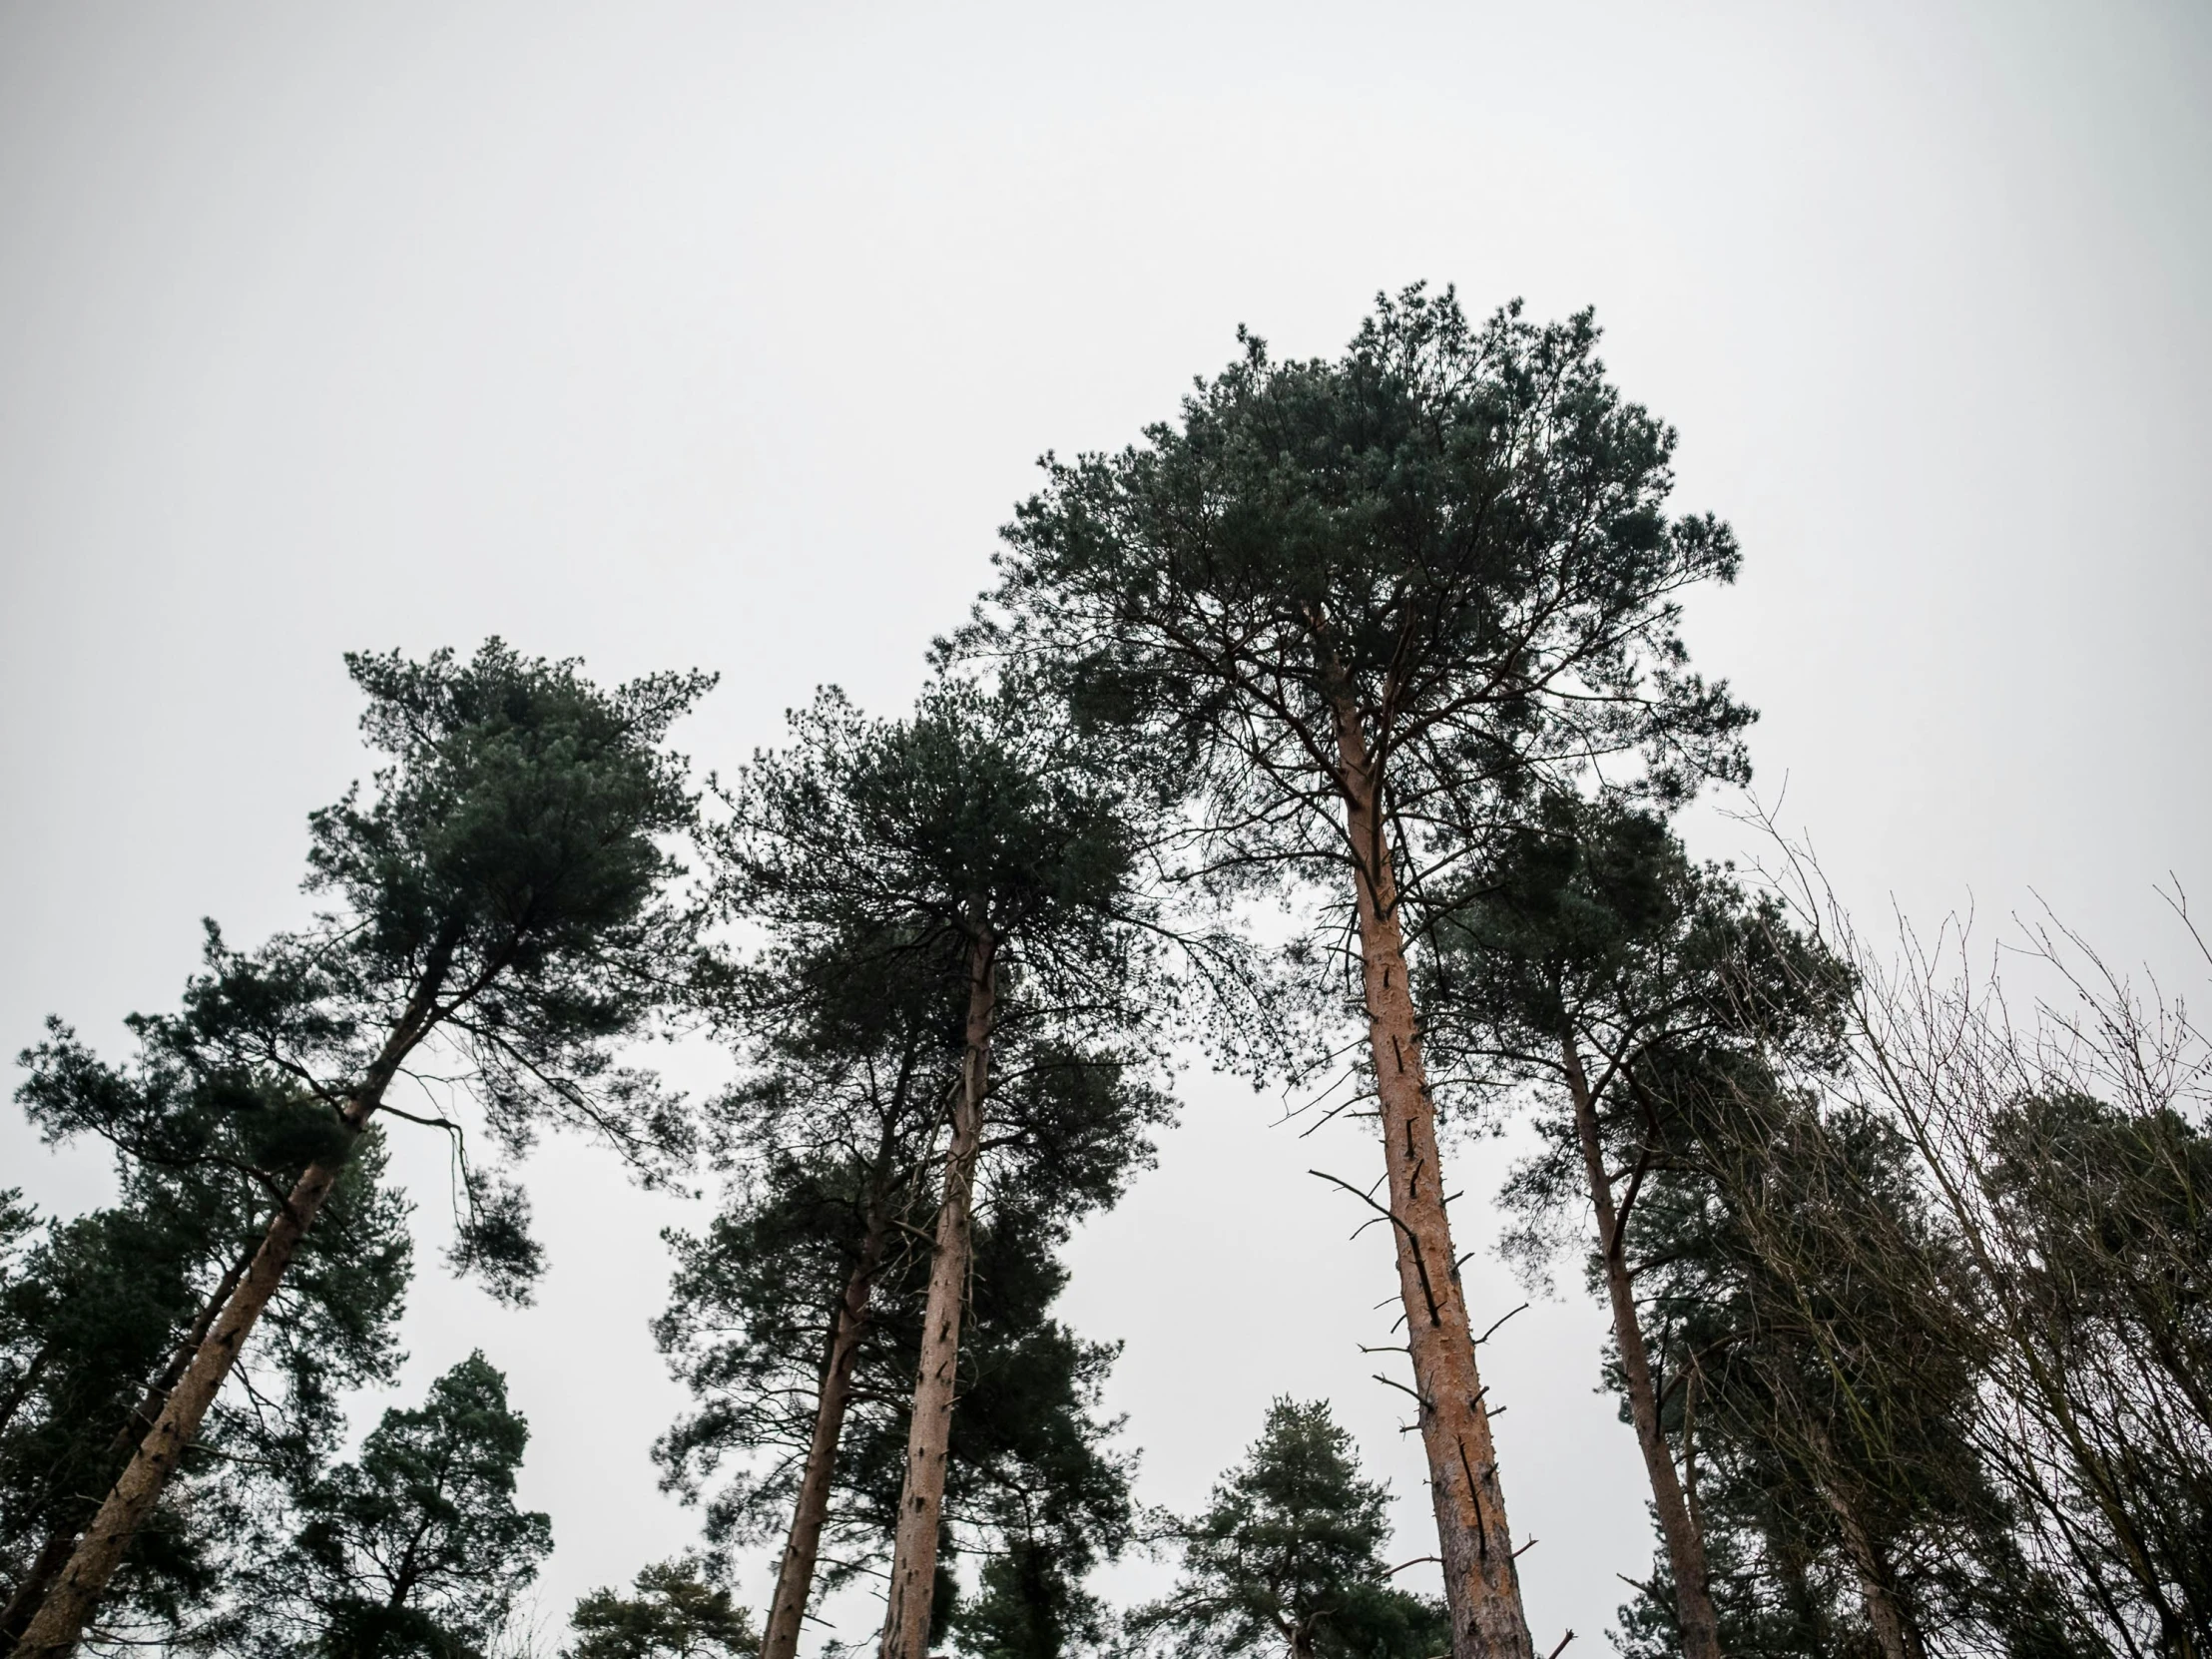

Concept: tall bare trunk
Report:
left=878, top=935, right=993, bottom=1659
left=1559, top=1037, right=1724, bottom=1659
left=11, top=962, right=446, bottom=1659
left=761, top=1211, right=892, bottom=1659
left=1334, top=704, right=1533, bottom=1659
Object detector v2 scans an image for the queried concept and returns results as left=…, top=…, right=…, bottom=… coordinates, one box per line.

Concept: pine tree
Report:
left=1420, top=796, right=1839, bottom=1659
left=712, top=678, right=1169, bottom=1659
left=567, top=1557, right=758, bottom=1659
left=1128, top=1397, right=1446, bottom=1659
left=655, top=1156, right=1139, bottom=1656
left=662, top=938, right=950, bottom=1659
left=247, top=1352, right=552, bottom=1658
left=11, top=641, right=709, bottom=1655
left=1424, top=800, right=2063, bottom=1659
left=958, top=285, right=1751, bottom=1659
left=948, top=1536, right=1104, bottom=1659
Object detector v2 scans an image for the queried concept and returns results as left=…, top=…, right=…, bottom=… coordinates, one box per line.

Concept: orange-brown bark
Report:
left=1335, top=703, right=1534, bottom=1659
left=1560, top=1036, right=1725, bottom=1659
left=877, top=935, right=993, bottom=1659
left=761, top=1214, right=891, bottom=1659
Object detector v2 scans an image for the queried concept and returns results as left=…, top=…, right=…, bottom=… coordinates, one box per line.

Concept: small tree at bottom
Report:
left=565, top=1557, right=758, bottom=1659
left=1129, top=1398, right=1445, bottom=1659
left=257, top=1352, right=552, bottom=1658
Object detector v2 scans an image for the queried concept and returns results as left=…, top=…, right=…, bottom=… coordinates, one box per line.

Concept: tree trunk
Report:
left=13, top=1153, right=346, bottom=1657
left=1818, top=1477, right=1923, bottom=1659
left=10, top=964, right=446, bottom=1659
left=878, top=934, right=993, bottom=1659
left=761, top=1208, right=892, bottom=1659
left=1334, top=704, right=1533, bottom=1659
left=1784, top=1407, right=1922, bottom=1659
left=1559, top=1037, right=1725, bottom=1659
left=0, top=1247, right=256, bottom=1649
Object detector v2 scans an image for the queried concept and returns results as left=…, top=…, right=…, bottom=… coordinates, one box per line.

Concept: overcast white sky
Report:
left=2, top=2, right=2207, bottom=1652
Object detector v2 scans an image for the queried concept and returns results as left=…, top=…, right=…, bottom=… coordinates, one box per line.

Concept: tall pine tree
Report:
left=12, top=641, right=709, bottom=1655
left=711, top=679, right=1168, bottom=1659
left=960, top=286, right=1751, bottom=1659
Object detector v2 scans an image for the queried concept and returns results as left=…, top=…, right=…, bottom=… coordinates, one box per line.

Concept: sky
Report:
left=1, top=1, right=2207, bottom=1651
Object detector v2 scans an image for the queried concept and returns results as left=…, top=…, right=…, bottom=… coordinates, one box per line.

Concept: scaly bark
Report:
left=760, top=1205, right=893, bottom=1659
left=877, top=934, right=993, bottom=1659
left=1335, top=703, right=1533, bottom=1659
left=1559, top=1037, right=1725, bottom=1659
left=12, top=959, right=450, bottom=1659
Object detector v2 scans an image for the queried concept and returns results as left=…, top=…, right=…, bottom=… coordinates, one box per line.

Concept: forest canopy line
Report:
left=2, top=285, right=2206, bottom=1659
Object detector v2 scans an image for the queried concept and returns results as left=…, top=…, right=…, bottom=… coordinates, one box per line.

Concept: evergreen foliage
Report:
left=248, top=1353, right=552, bottom=1658
left=707, top=676, right=1169, bottom=1657
left=0, top=1128, right=410, bottom=1652
left=712, top=678, right=1170, bottom=1061
left=1129, top=1398, right=1445, bottom=1659
left=5, top=296, right=2207, bottom=1659
left=656, top=1171, right=1136, bottom=1625
left=566, top=1556, right=758, bottom=1659
left=7, top=640, right=710, bottom=1655
left=958, top=283, right=1751, bottom=950
left=956, top=282, right=1759, bottom=1659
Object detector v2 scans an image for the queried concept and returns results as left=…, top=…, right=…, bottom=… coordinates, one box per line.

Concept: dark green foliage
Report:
left=1419, top=792, right=1845, bottom=1303
left=949, top=1535, right=1106, bottom=1659
left=19, top=640, right=714, bottom=1286
left=1608, top=1096, right=2032, bottom=1659
left=252, top=1353, right=552, bottom=1659
left=830, top=1208, right=1137, bottom=1592
left=305, top=642, right=711, bottom=1102
left=958, top=284, right=1750, bottom=968
left=1968, top=1091, right=2212, bottom=1655
left=1129, top=1398, right=1445, bottom=1659
left=1424, top=794, right=1839, bottom=1072
left=690, top=676, right=1168, bottom=1634
left=566, top=1556, right=758, bottom=1659
left=713, top=677, right=1169, bottom=1056
left=933, top=1197, right=1138, bottom=1602
left=0, top=1194, right=221, bottom=1644
left=1421, top=800, right=2075, bottom=1657
left=654, top=1141, right=921, bottom=1559
left=659, top=1178, right=1136, bottom=1604
left=2, top=640, right=705, bottom=1650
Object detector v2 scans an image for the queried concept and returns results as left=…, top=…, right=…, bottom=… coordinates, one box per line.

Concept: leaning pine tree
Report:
left=959, top=286, right=1752, bottom=1659
left=1422, top=796, right=1841, bottom=1659
left=713, top=679, right=1172, bottom=1659
left=12, top=641, right=710, bottom=1657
